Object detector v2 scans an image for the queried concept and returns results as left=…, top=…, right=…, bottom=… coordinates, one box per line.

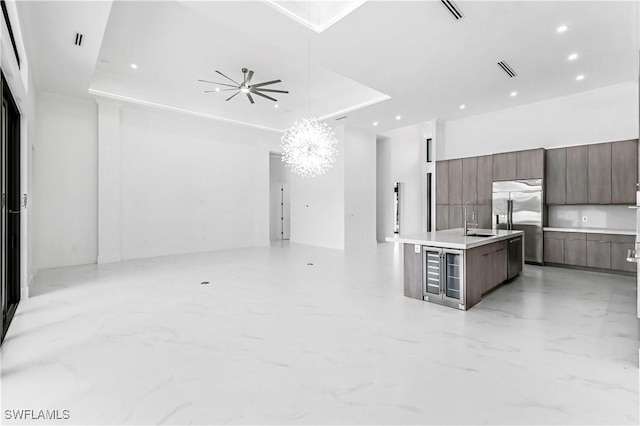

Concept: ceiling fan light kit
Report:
left=198, top=68, right=289, bottom=104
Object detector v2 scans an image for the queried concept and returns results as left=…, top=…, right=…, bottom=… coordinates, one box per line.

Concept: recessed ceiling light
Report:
left=510, top=91, right=518, bottom=97
left=576, top=74, right=585, bottom=81
left=373, top=121, right=378, bottom=126
left=459, top=104, right=466, bottom=110
left=395, top=115, right=401, bottom=120
left=557, top=25, right=568, bottom=33
left=214, top=87, right=220, bottom=92
left=130, top=63, right=138, bottom=70
left=568, top=53, right=579, bottom=61
left=274, top=104, right=279, bottom=108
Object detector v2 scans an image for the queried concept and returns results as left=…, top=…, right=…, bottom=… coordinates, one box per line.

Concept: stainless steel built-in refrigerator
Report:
left=492, top=179, right=543, bottom=264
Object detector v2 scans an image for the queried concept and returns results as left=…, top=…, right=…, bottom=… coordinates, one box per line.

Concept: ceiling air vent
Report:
left=335, top=115, right=348, bottom=121
left=441, top=0, right=463, bottom=20
left=497, top=61, right=517, bottom=78
left=74, top=32, right=84, bottom=47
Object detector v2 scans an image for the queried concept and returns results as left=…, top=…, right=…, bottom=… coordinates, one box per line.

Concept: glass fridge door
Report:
left=423, top=248, right=441, bottom=295
left=443, top=251, right=463, bottom=302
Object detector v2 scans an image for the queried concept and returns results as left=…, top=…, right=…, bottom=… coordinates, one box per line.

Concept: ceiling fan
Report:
left=198, top=68, right=289, bottom=104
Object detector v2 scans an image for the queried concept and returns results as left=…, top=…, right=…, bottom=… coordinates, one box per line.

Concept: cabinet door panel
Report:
left=448, top=159, right=463, bottom=204
left=611, top=242, right=637, bottom=272
left=544, top=237, right=564, bottom=264
left=517, top=148, right=545, bottom=179
left=436, top=205, right=449, bottom=230
left=477, top=155, right=493, bottom=204
left=545, top=148, right=566, bottom=204
left=566, top=146, right=588, bottom=204
left=611, top=140, right=638, bottom=204
left=462, top=157, right=478, bottom=205
left=477, top=204, right=492, bottom=229
left=436, top=161, right=449, bottom=205
left=493, top=152, right=517, bottom=181
left=586, top=240, right=612, bottom=269
left=564, top=239, right=587, bottom=266
left=587, top=143, right=612, bottom=204
left=403, top=244, right=424, bottom=300
left=448, top=204, right=463, bottom=230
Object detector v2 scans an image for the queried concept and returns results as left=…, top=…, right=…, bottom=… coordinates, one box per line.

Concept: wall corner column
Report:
left=96, top=99, right=122, bottom=264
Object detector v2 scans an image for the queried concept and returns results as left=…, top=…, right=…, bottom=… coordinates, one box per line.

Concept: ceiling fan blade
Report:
left=226, top=91, right=240, bottom=101
left=252, top=91, right=277, bottom=102
left=197, top=79, right=237, bottom=88
left=247, top=93, right=255, bottom=104
left=254, top=88, right=289, bottom=94
left=251, top=79, right=282, bottom=88
left=215, top=70, right=241, bottom=86
left=246, top=70, right=254, bottom=85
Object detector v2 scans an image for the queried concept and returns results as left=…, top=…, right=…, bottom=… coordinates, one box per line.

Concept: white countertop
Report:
left=386, top=228, right=524, bottom=249
left=543, top=227, right=636, bottom=236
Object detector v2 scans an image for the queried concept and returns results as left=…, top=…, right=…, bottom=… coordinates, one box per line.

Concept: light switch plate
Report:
left=414, top=244, right=421, bottom=253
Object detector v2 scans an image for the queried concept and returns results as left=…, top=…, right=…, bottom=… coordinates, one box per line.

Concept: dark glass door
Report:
left=1, top=73, right=20, bottom=344
left=424, top=249, right=441, bottom=295
left=444, top=251, right=462, bottom=301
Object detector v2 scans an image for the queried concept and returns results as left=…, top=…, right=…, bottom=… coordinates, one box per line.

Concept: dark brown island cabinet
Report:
left=391, top=230, right=524, bottom=310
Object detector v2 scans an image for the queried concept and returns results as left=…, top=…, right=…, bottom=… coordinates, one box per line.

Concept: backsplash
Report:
left=547, top=205, right=636, bottom=230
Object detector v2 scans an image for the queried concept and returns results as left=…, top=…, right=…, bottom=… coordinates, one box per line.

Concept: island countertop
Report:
left=386, top=228, right=524, bottom=249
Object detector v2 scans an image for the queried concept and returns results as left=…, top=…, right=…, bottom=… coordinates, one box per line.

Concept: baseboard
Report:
left=544, top=262, right=635, bottom=277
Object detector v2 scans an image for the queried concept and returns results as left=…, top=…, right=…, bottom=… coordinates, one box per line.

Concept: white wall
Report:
left=344, top=127, right=376, bottom=246
left=376, top=136, right=392, bottom=242
left=34, top=94, right=281, bottom=268
left=119, top=107, right=277, bottom=260
left=35, top=92, right=98, bottom=269
left=290, top=125, right=346, bottom=250
left=379, top=122, right=431, bottom=236
left=441, top=81, right=639, bottom=159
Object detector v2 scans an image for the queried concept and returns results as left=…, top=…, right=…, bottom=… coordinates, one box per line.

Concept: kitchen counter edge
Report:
left=385, top=229, right=524, bottom=250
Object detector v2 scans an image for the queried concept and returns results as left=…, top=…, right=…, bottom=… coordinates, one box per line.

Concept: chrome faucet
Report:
left=464, top=201, right=478, bottom=235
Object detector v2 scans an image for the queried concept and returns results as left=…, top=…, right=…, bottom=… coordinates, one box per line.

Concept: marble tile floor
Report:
left=1, top=241, right=638, bottom=425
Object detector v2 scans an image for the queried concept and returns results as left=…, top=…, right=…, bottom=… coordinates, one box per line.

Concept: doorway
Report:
left=269, top=153, right=290, bottom=241
left=1, top=73, right=21, bottom=344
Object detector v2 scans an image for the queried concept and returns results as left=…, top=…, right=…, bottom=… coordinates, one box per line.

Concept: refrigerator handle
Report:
left=508, top=200, right=513, bottom=230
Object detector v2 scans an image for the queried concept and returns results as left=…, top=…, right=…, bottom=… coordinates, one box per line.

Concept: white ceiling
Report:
left=17, top=1, right=640, bottom=133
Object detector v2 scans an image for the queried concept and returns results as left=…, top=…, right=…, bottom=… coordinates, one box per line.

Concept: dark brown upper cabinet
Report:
left=545, top=148, right=566, bottom=204
left=611, top=139, right=638, bottom=205
left=587, top=143, right=612, bottom=204
left=436, top=160, right=449, bottom=205
left=448, top=159, right=463, bottom=205
left=462, top=157, right=478, bottom=205
left=516, top=148, right=544, bottom=179
left=493, top=152, right=517, bottom=181
left=477, top=155, right=493, bottom=205
left=566, top=145, right=588, bottom=204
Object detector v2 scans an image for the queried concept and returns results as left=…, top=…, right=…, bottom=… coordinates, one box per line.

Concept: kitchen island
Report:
left=387, top=228, right=524, bottom=310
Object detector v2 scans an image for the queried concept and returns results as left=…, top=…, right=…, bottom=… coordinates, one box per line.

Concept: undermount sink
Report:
left=463, top=233, right=496, bottom=238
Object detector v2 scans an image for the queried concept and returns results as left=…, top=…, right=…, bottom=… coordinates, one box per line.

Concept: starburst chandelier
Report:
left=281, top=117, right=338, bottom=177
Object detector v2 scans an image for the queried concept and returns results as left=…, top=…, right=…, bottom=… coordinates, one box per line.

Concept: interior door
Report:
left=280, top=183, right=290, bottom=240
left=1, top=73, right=20, bottom=344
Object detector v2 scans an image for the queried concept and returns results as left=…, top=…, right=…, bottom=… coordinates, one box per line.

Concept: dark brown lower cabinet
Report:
left=543, top=236, right=564, bottom=264
left=564, top=239, right=587, bottom=266
left=403, top=244, right=423, bottom=300
left=544, top=231, right=635, bottom=274
left=586, top=240, right=611, bottom=269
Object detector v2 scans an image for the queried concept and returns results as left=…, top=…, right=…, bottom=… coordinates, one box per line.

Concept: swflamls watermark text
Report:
left=4, top=409, right=70, bottom=421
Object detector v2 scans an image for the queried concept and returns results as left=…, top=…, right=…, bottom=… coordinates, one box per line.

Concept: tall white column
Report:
left=96, top=100, right=121, bottom=264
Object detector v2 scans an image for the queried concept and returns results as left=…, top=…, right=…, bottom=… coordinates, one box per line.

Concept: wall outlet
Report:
left=582, top=216, right=588, bottom=222
left=414, top=244, right=421, bottom=254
